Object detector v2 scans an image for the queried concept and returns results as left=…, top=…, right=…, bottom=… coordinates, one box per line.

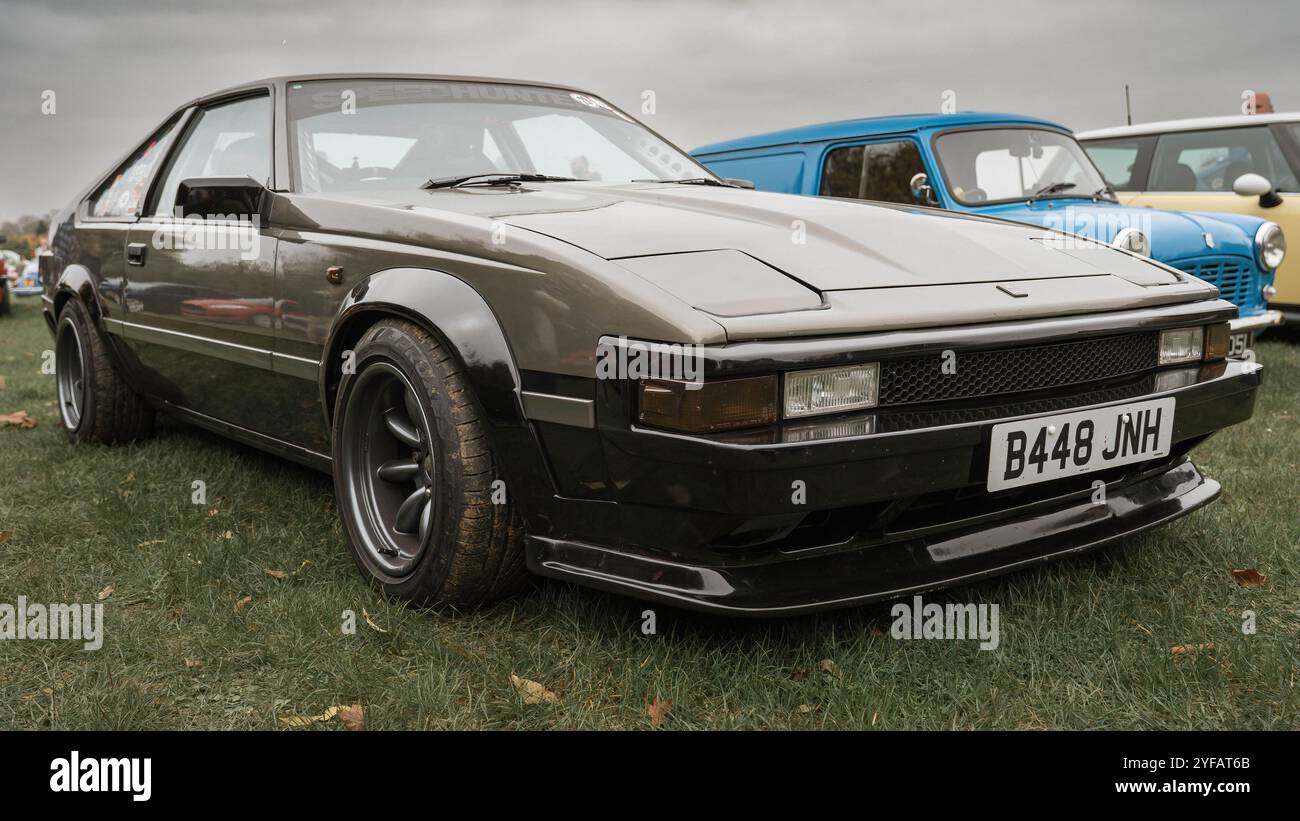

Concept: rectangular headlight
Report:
left=639, top=376, right=778, bottom=433
left=784, top=363, right=879, bottom=419
left=1158, top=327, right=1204, bottom=365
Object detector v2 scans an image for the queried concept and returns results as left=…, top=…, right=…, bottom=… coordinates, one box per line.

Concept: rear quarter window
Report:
left=87, top=118, right=182, bottom=219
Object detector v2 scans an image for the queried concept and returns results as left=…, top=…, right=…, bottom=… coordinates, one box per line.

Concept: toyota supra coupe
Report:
left=42, top=74, right=1261, bottom=615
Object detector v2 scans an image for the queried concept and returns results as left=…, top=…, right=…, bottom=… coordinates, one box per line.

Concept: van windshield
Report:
left=934, top=128, right=1108, bottom=205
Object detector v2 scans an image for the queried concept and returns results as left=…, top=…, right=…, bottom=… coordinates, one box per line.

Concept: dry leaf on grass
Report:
left=265, top=568, right=288, bottom=579
left=789, top=668, right=807, bottom=682
left=279, top=705, right=341, bottom=727
left=234, top=595, right=252, bottom=612
left=1231, top=568, right=1266, bottom=588
left=797, top=703, right=820, bottom=714
left=510, top=674, right=559, bottom=704
left=136, top=539, right=165, bottom=549
left=337, top=704, right=365, bottom=731
left=219, top=530, right=234, bottom=541
left=184, top=658, right=204, bottom=669
left=818, top=658, right=837, bottom=675
left=0, top=531, right=13, bottom=543
left=0, top=410, right=37, bottom=428
left=96, top=585, right=114, bottom=601
left=1170, top=643, right=1215, bottom=655
left=361, top=608, right=387, bottom=633
left=206, top=508, right=219, bottom=517
left=646, top=697, right=673, bottom=726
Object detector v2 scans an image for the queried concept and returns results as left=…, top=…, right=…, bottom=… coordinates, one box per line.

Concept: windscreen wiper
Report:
left=422, top=173, right=582, bottom=190
left=634, top=177, right=739, bottom=187
left=1027, top=181, right=1077, bottom=201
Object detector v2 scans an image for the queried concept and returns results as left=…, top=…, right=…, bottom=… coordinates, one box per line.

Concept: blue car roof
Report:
left=692, top=112, right=1069, bottom=155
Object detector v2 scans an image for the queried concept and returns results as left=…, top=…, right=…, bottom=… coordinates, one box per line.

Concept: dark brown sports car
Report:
left=42, top=74, right=1261, bottom=615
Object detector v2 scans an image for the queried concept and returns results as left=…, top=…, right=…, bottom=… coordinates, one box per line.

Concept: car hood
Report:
left=330, top=182, right=1183, bottom=292
left=974, top=199, right=1258, bottom=262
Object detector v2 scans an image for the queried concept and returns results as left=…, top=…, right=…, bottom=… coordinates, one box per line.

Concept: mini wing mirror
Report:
left=910, top=172, right=938, bottom=205
left=725, top=178, right=756, bottom=189
left=175, top=176, right=269, bottom=222
left=1232, top=172, right=1283, bottom=208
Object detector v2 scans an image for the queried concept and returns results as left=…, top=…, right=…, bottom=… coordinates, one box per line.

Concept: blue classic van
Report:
left=692, top=112, right=1283, bottom=351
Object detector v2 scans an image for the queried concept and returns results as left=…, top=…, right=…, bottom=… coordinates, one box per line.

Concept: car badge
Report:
left=997, top=284, right=1029, bottom=298
left=1203, top=232, right=1215, bottom=249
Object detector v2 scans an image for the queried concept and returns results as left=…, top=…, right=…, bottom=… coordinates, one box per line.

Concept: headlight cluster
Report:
left=1159, top=322, right=1230, bottom=365
left=639, top=324, right=1234, bottom=434
left=639, top=362, right=879, bottom=433
left=1255, top=222, right=1286, bottom=270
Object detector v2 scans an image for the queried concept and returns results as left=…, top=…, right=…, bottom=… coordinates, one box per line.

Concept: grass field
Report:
left=1, top=295, right=1297, bottom=730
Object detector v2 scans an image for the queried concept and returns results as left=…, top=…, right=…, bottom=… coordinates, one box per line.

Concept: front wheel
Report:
left=331, top=319, right=527, bottom=607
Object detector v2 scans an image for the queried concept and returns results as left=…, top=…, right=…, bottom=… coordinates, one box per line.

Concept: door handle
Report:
left=126, top=243, right=146, bottom=266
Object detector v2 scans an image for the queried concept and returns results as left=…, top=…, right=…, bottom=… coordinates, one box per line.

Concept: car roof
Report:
left=182, top=73, right=594, bottom=108
left=692, top=112, right=1068, bottom=155
left=1077, top=112, right=1300, bottom=140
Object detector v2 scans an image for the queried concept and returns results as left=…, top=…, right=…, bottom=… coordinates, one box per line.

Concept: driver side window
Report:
left=151, top=94, right=272, bottom=216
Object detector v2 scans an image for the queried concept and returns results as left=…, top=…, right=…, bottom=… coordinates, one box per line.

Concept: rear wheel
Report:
left=55, top=298, right=155, bottom=444
left=332, top=319, right=527, bottom=607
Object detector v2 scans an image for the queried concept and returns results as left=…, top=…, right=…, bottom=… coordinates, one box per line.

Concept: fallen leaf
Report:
left=0, top=531, right=13, bottom=543
left=279, top=705, right=341, bottom=727
left=361, top=608, right=387, bottom=633
left=234, top=595, right=252, bottom=612
left=789, top=668, right=807, bottom=682
left=184, top=658, right=204, bottom=669
left=1231, top=568, right=1266, bottom=588
left=797, top=703, right=819, bottom=714
left=1170, top=643, right=1215, bottom=655
left=265, top=568, right=288, bottom=579
left=337, top=704, right=365, bottom=731
left=646, top=697, right=673, bottom=726
left=818, top=658, right=837, bottom=675
left=219, top=530, right=233, bottom=541
left=207, top=508, right=219, bottom=517
left=0, top=410, right=37, bottom=428
left=510, top=674, right=559, bottom=705
left=136, top=539, right=165, bottom=548
left=96, top=585, right=114, bottom=601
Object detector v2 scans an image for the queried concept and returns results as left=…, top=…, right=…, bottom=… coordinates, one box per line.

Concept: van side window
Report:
left=820, top=141, right=925, bottom=204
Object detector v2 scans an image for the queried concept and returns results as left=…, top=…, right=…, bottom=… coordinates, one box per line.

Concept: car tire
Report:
left=332, top=318, right=529, bottom=608
left=55, top=298, right=155, bottom=444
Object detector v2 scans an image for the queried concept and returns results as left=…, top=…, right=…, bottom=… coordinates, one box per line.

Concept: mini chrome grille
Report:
left=1172, top=255, right=1255, bottom=308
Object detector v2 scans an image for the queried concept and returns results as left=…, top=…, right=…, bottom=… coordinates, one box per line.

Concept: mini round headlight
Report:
left=1256, top=222, right=1286, bottom=270
left=1112, top=228, right=1150, bottom=257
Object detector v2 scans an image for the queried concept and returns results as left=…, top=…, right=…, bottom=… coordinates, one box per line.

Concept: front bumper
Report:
left=1228, top=310, right=1282, bottom=333
left=526, top=358, right=1261, bottom=615
left=529, top=457, right=1218, bottom=616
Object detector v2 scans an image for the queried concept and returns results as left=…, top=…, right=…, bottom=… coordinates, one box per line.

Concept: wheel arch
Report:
left=320, top=267, right=558, bottom=505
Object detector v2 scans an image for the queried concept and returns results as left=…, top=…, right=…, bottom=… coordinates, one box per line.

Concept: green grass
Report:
left=1, top=295, right=1297, bottom=730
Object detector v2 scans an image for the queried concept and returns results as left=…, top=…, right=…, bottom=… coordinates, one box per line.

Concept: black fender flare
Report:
left=50, top=264, right=104, bottom=326
left=320, top=267, right=558, bottom=505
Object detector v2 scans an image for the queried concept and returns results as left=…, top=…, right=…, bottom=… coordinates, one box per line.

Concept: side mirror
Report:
left=175, top=176, right=269, bottom=221
left=910, top=172, right=938, bottom=205
left=1232, top=172, right=1283, bottom=208
left=725, top=178, right=756, bottom=189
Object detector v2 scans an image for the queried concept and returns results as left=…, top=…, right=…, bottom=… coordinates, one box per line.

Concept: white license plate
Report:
left=987, top=398, right=1175, bottom=491
left=1228, top=331, right=1252, bottom=357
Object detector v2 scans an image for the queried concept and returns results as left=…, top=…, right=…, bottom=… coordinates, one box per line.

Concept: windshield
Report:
left=287, top=79, right=713, bottom=193
left=934, top=128, right=1108, bottom=205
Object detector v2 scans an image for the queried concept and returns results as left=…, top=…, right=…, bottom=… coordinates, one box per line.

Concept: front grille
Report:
left=878, top=332, right=1158, bottom=407
left=1172, top=255, right=1255, bottom=308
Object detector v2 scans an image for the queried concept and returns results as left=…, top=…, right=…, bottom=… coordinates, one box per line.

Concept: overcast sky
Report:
left=1, top=0, right=1297, bottom=222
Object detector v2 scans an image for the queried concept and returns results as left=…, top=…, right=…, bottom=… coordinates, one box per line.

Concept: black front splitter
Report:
left=526, top=458, right=1219, bottom=616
